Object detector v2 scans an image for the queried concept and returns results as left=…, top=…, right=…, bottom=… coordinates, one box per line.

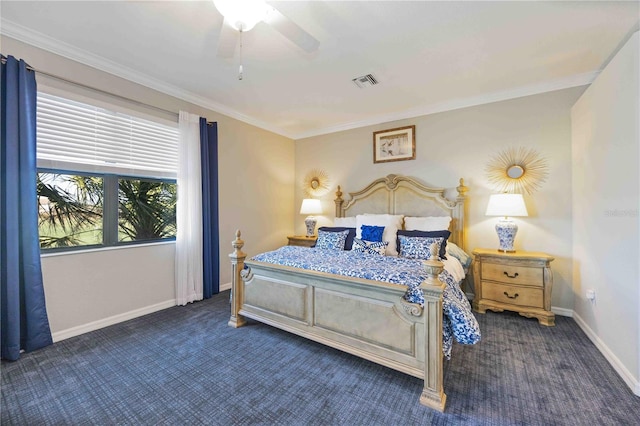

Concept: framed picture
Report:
left=373, top=125, right=416, bottom=163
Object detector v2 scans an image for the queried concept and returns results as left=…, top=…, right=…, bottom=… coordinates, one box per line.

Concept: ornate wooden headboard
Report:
left=334, top=174, right=469, bottom=251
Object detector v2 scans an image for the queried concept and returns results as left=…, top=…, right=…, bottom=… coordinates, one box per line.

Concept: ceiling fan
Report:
left=213, top=0, right=320, bottom=59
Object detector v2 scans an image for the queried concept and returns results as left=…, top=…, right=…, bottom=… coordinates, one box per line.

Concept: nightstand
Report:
left=472, top=248, right=555, bottom=326
left=287, top=235, right=317, bottom=247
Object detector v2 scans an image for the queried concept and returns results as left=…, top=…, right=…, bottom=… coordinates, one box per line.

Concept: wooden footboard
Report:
left=229, top=231, right=447, bottom=411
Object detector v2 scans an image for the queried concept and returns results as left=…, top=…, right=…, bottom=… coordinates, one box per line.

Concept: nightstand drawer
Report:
left=482, top=282, right=543, bottom=308
left=481, top=263, right=543, bottom=287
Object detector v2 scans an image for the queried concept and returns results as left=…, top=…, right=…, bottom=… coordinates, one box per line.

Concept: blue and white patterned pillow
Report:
left=351, top=238, right=388, bottom=256
left=396, top=230, right=450, bottom=259
left=317, top=227, right=356, bottom=250
left=360, top=225, right=385, bottom=242
left=398, top=235, right=444, bottom=260
left=315, top=230, right=349, bottom=250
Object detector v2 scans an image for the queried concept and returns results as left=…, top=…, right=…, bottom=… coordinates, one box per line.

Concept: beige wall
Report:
left=41, top=244, right=176, bottom=338
left=295, top=87, right=585, bottom=311
left=3, top=36, right=295, bottom=338
left=571, top=32, right=639, bottom=394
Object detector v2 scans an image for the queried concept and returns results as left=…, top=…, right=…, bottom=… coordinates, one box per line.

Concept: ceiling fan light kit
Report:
left=213, top=0, right=320, bottom=79
left=212, top=0, right=270, bottom=32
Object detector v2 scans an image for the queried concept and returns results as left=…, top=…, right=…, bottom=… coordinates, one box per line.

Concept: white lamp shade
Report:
left=485, top=194, right=528, bottom=217
left=300, top=199, right=322, bottom=215
left=213, top=0, right=269, bottom=31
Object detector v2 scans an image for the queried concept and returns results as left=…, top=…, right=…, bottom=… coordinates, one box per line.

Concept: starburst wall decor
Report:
left=302, top=169, right=331, bottom=197
left=486, top=147, right=549, bottom=194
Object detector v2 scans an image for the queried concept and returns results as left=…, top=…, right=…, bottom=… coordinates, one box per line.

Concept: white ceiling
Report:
left=1, top=1, right=638, bottom=139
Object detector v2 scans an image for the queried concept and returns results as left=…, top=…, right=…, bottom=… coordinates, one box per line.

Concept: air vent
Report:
left=352, top=74, right=379, bottom=88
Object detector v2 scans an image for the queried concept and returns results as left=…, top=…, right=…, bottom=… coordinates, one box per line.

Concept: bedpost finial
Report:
left=430, top=243, right=438, bottom=260
left=422, top=257, right=444, bottom=283
left=232, top=230, right=245, bottom=254
left=421, top=243, right=444, bottom=283
left=457, top=178, right=468, bottom=198
left=335, top=185, right=344, bottom=218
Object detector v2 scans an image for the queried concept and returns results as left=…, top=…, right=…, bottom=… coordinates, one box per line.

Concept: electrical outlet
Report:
left=586, top=289, right=596, bottom=301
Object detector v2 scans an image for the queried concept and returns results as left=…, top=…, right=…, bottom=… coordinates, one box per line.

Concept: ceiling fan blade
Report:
left=264, top=7, right=319, bottom=53
left=217, top=18, right=238, bottom=58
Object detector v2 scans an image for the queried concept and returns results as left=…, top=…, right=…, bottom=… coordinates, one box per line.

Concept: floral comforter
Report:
left=251, top=246, right=481, bottom=359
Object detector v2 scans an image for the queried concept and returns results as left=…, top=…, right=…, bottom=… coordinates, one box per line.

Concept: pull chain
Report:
left=238, top=26, right=244, bottom=81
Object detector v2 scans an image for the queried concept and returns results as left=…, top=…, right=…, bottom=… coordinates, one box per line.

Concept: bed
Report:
left=228, top=174, right=477, bottom=411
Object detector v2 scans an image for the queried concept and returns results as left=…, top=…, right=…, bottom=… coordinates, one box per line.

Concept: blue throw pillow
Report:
left=316, top=227, right=356, bottom=250
left=360, top=225, right=385, bottom=242
left=396, top=230, right=450, bottom=259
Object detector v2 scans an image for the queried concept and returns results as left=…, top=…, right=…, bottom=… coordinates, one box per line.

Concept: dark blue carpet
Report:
left=2, top=290, right=639, bottom=425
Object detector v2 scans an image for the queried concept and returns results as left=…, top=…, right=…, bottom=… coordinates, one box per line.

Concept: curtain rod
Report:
left=2, top=54, right=178, bottom=119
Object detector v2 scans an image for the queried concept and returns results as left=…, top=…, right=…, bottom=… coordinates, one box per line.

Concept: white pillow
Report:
left=355, top=214, right=404, bottom=256
left=446, top=242, right=472, bottom=270
left=404, top=216, right=452, bottom=232
left=333, top=216, right=357, bottom=227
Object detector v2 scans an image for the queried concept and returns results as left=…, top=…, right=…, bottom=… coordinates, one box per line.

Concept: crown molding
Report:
left=2, top=18, right=597, bottom=141
left=292, top=71, right=598, bottom=139
left=0, top=18, right=294, bottom=138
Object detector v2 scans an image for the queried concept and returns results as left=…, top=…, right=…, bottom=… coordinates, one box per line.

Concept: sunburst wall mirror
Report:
left=486, top=147, right=549, bottom=194
left=302, top=169, right=331, bottom=197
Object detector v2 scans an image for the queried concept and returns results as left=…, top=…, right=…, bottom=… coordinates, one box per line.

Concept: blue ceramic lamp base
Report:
left=496, top=218, right=518, bottom=252
left=304, top=216, right=317, bottom=237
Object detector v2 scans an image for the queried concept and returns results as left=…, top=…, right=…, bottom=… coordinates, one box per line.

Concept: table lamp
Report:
left=485, top=193, right=528, bottom=252
left=300, top=199, right=322, bottom=237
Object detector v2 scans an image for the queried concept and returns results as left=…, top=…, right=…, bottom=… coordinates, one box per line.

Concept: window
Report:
left=118, top=177, right=177, bottom=243
left=36, top=92, right=179, bottom=251
left=37, top=172, right=104, bottom=248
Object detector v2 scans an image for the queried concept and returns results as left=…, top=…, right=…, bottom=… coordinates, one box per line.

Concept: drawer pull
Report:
left=503, top=291, right=519, bottom=299
left=503, top=271, right=519, bottom=279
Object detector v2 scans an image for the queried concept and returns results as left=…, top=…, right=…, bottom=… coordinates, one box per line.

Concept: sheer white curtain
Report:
left=175, top=111, right=203, bottom=305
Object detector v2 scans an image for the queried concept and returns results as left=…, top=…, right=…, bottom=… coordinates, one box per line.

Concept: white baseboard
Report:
left=551, top=306, right=573, bottom=317
left=50, top=290, right=638, bottom=398
left=573, top=312, right=640, bottom=397
left=52, top=299, right=176, bottom=342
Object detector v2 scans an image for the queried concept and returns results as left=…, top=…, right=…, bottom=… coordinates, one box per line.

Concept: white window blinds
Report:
left=36, top=92, right=179, bottom=176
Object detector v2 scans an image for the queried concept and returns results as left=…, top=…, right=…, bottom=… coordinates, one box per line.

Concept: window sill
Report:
left=40, top=240, right=176, bottom=258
